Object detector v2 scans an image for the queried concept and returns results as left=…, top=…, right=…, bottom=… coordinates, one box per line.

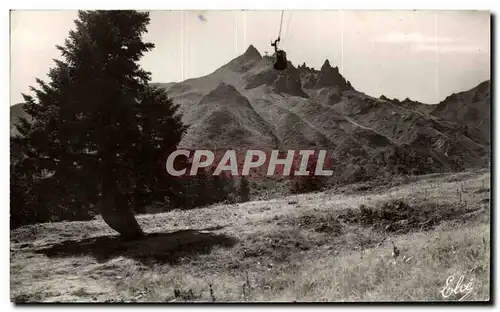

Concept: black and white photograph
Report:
left=9, top=7, right=491, bottom=303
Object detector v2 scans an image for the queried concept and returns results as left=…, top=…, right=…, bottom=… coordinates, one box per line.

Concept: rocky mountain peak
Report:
left=313, top=60, right=352, bottom=90
left=242, top=45, right=262, bottom=61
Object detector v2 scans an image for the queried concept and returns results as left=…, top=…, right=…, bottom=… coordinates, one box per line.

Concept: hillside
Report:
left=181, top=82, right=280, bottom=149
left=10, top=169, right=491, bottom=302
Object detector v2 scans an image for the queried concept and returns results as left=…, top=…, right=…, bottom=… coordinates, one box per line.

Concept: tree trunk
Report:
left=97, top=174, right=145, bottom=240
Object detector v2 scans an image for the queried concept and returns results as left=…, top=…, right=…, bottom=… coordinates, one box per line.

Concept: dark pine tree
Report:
left=11, top=10, right=188, bottom=238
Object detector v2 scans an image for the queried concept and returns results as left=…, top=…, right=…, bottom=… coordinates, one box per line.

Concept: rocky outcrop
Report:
left=272, top=62, right=309, bottom=98
left=244, top=67, right=279, bottom=90
left=301, top=72, right=317, bottom=89
left=245, top=60, right=309, bottom=98
left=313, top=60, right=353, bottom=90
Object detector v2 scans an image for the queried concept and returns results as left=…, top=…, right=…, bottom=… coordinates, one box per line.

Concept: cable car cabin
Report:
left=271, top=38, right=287, bottom=71
left=274, top=50, right=287, bottom=71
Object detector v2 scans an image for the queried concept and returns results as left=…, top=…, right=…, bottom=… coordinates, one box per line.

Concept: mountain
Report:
left=180, top=82, right=280, bottom=149
left=10, top=103, right=28, bottom=136
left=430, top=80, right=491, bottom=141
left=156, top=45, right=490, bottom=174
left=11, top=45, right=491, bottom=182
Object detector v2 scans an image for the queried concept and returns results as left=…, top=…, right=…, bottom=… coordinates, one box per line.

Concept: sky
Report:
left=10, top=10, right=490, bottom=105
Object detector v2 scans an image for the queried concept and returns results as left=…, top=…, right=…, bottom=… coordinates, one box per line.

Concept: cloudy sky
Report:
left=10, top=10, right=490, bottom=105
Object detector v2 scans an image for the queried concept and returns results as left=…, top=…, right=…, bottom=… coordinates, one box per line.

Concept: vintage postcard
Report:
left=10, top=9, right=491, bottom=303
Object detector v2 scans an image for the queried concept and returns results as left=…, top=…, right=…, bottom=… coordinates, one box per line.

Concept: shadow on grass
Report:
left=35, top=226, right=237, bottom=266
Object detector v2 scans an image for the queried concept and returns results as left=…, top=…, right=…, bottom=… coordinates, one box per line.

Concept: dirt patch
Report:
left=443, top=172, right=482, bottom=183
left=237, top=229, right=316, bottom=263
left=336, top=200, right=477, bottom=234
left=288, top=214, right=343, bottom=236
left=475, top=188, right=490, bottom=194
left=13, top=291, right=62, bottom=303
left=480, top=198, right=490, bottom=204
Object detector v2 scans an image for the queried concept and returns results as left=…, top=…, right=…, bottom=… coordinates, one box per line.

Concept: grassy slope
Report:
left=10, top=169, right=490, bottom=302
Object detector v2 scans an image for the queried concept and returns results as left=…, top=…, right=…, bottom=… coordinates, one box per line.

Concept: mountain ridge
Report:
left=10, top=44, right=491, bottom=181
left=157, top=45, right=490, bottom=177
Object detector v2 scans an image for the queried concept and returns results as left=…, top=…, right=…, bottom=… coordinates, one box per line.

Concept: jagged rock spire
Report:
left=242, top=45, right=262, bottom=60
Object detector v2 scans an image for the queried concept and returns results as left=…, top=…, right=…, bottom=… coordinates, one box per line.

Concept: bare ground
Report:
left=10, top=169, right=491, bottom=302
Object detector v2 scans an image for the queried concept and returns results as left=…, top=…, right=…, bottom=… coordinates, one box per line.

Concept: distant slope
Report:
left=180, top=83, right=279, bottom=149
left=430, top=80, right=491, bottom=142
left=10, top=103, right=27, bottom=136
